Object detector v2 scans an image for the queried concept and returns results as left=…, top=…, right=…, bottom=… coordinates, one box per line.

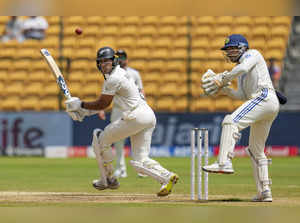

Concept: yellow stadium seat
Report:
left=166, top=61, right=185, bottom=72
left=13, top=59, right=31, bottom=70
left=131, top=48, right=150, bottom=59
left=40, top=96, right=59, bottom=111
left=253, top=17, right=271, bottom=25
left=211, top=37, right=225, bottom=49
left=191, top=97, right=215, bottom=112
left=82, top=82, right=101, bottom=97
left=145, top=96, right=156, bottom=109
left=160, top=82, right=178, bottom=96
left=70, top=60, right=90, bottom=71
left=272, top=16, right=291, bottom=26
left=68, top=71, right=85, bottom=83
left=252, top=26, right=269, bottom=38
left=192, top=16, right=215, bottom=26
left=43, top=82, right=59, bottom=97
left=32, top=60, right=49, bottom=71
left=20, top=96, right=40, bottom=111
left=267, top=37, right=287, bottom=50
left=191, top=61, right=204, bottom=74
left=97, top=37, right=116, bottom=49
left=136, top=37, right=152, bottom=48
left=0, top=81, right=5, bottom=96
left=69, top=82, right=84, bottom=97
left=271, top=25, right=290, bottom=37
left=142, top=72, right=161, bottom=83
left=215, top=96, right=233, bottom=111
left=28, top=70, right=47, bottom=83
left=223, top=62, right=235, bottom=71
left=214, top=25, right=231, bottom=37
left=139, top=25, right=157, bottom=36
left=47, top=25, right=60, bottom=36
left=0, top=71, right=7, bottom=82
left=232, top=25, right=251, bottom=38
left=176, top=25, right=188, bottom=37
left=192, top=26, right=213, bottom=37
left=176, top=84, right=188, bottom=96
left=152, top=48, right=168, bottom=59
left=86, top=72, right=103, bottom=85
left=78, top=37, right=95, bottom=48
left=64, top=16, right=85, bottom=25
left=251, top=38, right=266, bottom=50
left=156, top=96, right=175, bottom=112
left=9, top=70, right=27, bottom=83
left=170, top=49, right=187, bottom=59
left=87, top=16, right=101, bottom=25
left=42, top=36, right=59, bottom=48
left=64, top=25, right=78, bottom=36
left=123, top=16, right=140, bottom=26
left=24, top=82, right=43, bottom=96
left=158, top=25, right=176, bottom=36
left=120, top=25, right=138, bottom=37
left=154, top=37, right=172, bottom=49
left=191, top=82, right=204, bottom=96
left=0, top=48, right=15, bottom=58
left=76, top=48, right=93, bottom=59
left=175, top=97, right=188, bottom=112
left=143, top=82, right=160, bottom=96
left=235, top=16, right=253, bottom=26
left=0, top=59, right=12, bottom=71
left=191, top=49, right=206, bottom=59
left=207, top=51, right=224, bottom=60
left=216, top=16, right=233, bottom=25
left=129, top=60, right=147, bottom=72
left=160, top=16, right=178, bottom=26
left=84, top=25, right=100, bottom=36
left=101, top=25, right=119, bottom=36
left=148, top=60, right=165, bottom=72
left=142, top=16, right=159, bottom=25
left=192, top=37, right=209, bottom=49
left=265, top=49, right=285, bottom=60
left=173, top=37, right=188, bottom=48
left=1, top=96, right=21, bottom=111
left=162, top=72, right=181, bottom=84
left=5, top=82, right=23, bottom=96
left=47, top=16, right=60, bottom=25
left=104, top=16, right=121, bottom=25
left=203, top=60, right=223, bottom=73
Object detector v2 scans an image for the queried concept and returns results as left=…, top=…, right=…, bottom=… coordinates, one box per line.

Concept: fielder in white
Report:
left=65, top=46, right=178, bottom=196
left=98, top=49, right=145, bottom=178
left=201, top=34, right=281, bottom=202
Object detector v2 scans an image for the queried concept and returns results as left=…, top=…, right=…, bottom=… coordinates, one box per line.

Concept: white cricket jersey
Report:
left=126, top=67, right=143, bottom=90
left=233, top=49, right=275, bottom=99
left=102, top=65, right=143, bottom=111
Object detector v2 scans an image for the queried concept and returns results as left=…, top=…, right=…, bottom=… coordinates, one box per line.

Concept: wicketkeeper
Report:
left=201, top=34, right=285, bottom=202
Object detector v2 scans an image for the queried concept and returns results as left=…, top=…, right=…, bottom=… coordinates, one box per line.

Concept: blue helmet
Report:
left=221, top=34, right=249, bottom=50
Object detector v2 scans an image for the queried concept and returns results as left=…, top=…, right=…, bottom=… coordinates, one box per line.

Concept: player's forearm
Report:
left=81, top=100, right=110, bottom=110
left=221, top=87, right=246, bottom=100
left=223, top=63, right=249, bottom=83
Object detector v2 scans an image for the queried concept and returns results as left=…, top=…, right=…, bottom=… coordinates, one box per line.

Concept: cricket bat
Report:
left=40, top=48, right=71, bottom=99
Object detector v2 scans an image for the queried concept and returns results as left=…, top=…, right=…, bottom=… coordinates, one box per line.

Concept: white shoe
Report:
left=252, top=190, right=273, bottom=202
left=202, top=160, right=234, bottom=174
left=92, top=177, right=120, bottom=190
left=113, top=168, right=128, bottom=178
left=137, top=173, right=148, bottom=178
left=157, top=174, right=179, bottom=197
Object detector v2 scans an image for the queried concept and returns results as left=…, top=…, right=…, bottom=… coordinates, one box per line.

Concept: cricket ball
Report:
left=75, top=27, right=83, bottom=35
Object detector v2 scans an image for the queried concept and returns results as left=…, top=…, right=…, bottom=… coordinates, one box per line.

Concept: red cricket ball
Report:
left=75, top=27, right=83, bottom=35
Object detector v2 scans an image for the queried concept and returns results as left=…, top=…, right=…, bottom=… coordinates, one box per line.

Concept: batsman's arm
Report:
left=81, top=94, right=113, bottom=110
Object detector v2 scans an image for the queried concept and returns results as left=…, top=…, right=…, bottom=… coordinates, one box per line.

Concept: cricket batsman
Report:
left=65, top=46, right=179, bottom=197
left=201, top=34, right=283, bottom=202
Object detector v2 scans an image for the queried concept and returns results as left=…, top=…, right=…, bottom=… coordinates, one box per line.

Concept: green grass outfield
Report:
left=0, top=156, right=299, bottom=207
left=1, top=157, right=300, bottom=223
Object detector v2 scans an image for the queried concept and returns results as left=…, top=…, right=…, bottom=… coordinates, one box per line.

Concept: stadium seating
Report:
left=0, top=16, right=292, bottom=112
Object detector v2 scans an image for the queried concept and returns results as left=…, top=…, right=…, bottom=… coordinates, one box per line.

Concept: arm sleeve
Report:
left=223, top=51, right=258, bottom=83
left=221, top=87, right=246, bottom=100
left=135, top=71, right=143, bottom=89
left=101, top=77, right=120, bottom=95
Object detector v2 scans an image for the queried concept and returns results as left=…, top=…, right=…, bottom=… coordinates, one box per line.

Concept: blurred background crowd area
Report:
left=0, top=16, right=293, bottom=112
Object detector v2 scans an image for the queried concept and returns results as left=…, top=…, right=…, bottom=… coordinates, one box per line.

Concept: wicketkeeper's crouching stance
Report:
left=65, top=47, right=178, bottom=196
left=201, top=34, right=282, bottom=202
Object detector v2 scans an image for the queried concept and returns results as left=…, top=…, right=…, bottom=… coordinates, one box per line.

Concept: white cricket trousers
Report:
left=231, top=88, right=279, bottom=160
left=101, top=102, right=155, bottom=162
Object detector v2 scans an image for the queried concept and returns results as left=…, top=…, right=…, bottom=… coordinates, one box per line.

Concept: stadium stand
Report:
left=0, top=16, right=292, bottom=112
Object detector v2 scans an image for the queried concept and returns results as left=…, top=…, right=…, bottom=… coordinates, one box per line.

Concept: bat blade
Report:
left=40, top=48, right=71, bottom=99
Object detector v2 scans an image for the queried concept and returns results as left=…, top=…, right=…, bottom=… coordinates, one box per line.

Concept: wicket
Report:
left=190, top=128, right=209, bottom=201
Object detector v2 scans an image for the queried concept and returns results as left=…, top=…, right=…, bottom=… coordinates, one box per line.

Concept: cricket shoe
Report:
left=113, top=168, right=128, bottom=178
left=92, top=177, right=120, bottom=190
left=157, top=173, right=179, bottom=197
left=252, top=190, right=273, bottom=202
left=202, top=160, right=234, bottom=174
